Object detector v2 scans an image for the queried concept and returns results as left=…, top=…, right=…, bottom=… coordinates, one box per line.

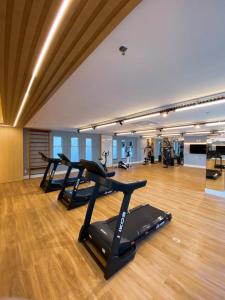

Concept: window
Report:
left=112, top=139, right=118, bottom=160
left=85, top=138, right=92, bottom=160
left=71, top=137, right=79, bottom=162
left=121, top=140, right=126, bottom=159
left=53, top=136, right=62, bottom=158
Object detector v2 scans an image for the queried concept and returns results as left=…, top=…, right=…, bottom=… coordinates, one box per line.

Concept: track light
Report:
left=185, top=131, right=210, bottom=135
left=95, top=122, right=117, bottom=129
left=79, top=127, right=94, bottom=132
left=163, top=125, right=194, bottom=131
left=205, top=121, right=225, bottom=127
left=175, top=98, right=225, bottom=112
left=13, top=0, right=72, bottom=127
left=161, top=111, right=168, bottom=118
left=123, top=113, right=160, bottom=123
left=194, top=124, right=201, bottom=129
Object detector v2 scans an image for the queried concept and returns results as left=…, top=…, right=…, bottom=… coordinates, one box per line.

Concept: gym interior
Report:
left=1, top=1, right=225, bottom=299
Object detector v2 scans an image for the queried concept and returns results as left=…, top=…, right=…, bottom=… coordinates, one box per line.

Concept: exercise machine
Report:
left=39, top=152, right=84, bottom=193
left=118, top=142, right=133, bottom=169
left=78, top=159, right=172, bottom=279
left=99, top=151, right=109, bottom=171
left=58, top=158, right=115, bottom=210
left=143, top=141, right=153, bottom=165
left=162, top=138, right=174, bottom=167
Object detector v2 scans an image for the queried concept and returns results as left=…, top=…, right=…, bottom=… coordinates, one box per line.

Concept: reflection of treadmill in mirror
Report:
left=39, top=152, right=85, bottom=193
left=58, top=157, right=115, bottom=210
left=206, top=169, right=221, bottom=180
left=78, top=159, right=172, bottom=279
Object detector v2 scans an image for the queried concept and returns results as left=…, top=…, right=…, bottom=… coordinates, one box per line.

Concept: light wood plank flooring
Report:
left=0, top=164, right=225, bottom=300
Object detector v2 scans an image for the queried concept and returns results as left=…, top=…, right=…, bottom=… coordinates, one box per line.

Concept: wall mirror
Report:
left=206, top=136, right=225, bottom=192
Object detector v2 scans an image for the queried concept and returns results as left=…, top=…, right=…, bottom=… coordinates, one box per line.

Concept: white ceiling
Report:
left=27, top=0, right=225, bottom=133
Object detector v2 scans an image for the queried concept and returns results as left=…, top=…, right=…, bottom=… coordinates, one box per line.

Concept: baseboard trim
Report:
left=205, top=188, right=225, bottom=198
left=183, top=164, right=206, bottom=169
left=112, top=161, right=143, bottom=167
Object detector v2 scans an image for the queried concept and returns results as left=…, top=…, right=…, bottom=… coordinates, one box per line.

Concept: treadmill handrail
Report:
left=85, top=171, right=146, bottom=193
left=39, top=152, right=61, bottom=163
left=58, top=153, right=84, bottom=170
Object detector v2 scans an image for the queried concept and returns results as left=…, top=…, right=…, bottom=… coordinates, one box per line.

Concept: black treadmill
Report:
left=78, top=159, right=172, bottom=279
left=39, top=152, right=85, bottom=193
left=58, top=158, right=115, bottom=210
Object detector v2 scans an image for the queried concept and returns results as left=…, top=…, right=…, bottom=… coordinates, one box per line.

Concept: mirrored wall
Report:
left=206, top=136, right=225, bottom=194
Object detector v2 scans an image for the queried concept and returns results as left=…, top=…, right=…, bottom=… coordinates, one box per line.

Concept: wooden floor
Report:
left=0, top=164, right=225, bottom=300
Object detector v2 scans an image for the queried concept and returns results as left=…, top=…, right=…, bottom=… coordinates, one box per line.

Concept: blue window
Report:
left=121, top=140, right=126, bottom=159
left=85, top=138, right=92, bottom=160
left=53, top=136, right=62, bottom=158
left=113, top=140, right=118, bottom=160
left=71, top=137, right=79, bottom=162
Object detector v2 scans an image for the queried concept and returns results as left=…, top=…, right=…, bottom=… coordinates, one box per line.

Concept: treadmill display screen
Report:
left=189, top=144, right=206, bottom=154
left=216, top=146, right=225, bottom=155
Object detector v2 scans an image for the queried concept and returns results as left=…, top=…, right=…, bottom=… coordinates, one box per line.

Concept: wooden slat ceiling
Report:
left=0, top=0, right=141, bottom=127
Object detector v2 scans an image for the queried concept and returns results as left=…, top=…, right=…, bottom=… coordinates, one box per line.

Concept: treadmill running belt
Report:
left=64, top=185, right=111, bottom=198
left=88, top=204, right=169, bottom=258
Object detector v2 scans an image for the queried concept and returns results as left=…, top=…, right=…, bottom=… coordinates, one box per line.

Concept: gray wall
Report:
left=112, top=136, right=141, bottom=163
left=23, top=129, right=101, bottom=175
left=184, top=135, right=207, bottom=168
left=23, top=130, right=141, bottom=175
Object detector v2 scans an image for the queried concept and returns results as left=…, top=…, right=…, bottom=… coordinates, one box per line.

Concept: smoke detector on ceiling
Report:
left=119, top=45, right=128, bottom=55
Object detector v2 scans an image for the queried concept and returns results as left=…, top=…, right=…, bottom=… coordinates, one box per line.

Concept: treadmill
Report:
left=39, top=152, right=84, bottom=193
left=78, top=159, right=172, bottom=279
left=58, top=158, right=115, bottom=210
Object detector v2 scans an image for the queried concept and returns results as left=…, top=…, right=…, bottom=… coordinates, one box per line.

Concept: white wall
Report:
left=101, top=135, right=113, bottom=167
left=184, top=135, right=207, bottom=168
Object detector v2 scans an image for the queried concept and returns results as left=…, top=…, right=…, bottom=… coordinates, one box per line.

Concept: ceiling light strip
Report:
left=95, top=122, right=117, bottom=129
left=175, top=98, right=225, bottom=112
left=205, top=121, right=225, bottom=127
left=13, top=0, right=72, bottom=127
left=123, top=113, right=160, bottom=123
left=163, top=125, right=194, bottom=131
left=185, top=131, right=210, bottom=135
left=135, top=129, right=157, bottom=134
left=116, top=132, right=133, bottom=136
left=79, top=127, right=94, bottom=132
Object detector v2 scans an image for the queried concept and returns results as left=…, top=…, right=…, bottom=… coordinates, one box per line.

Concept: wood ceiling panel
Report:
left=0, top=0, right=141, bottom=126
